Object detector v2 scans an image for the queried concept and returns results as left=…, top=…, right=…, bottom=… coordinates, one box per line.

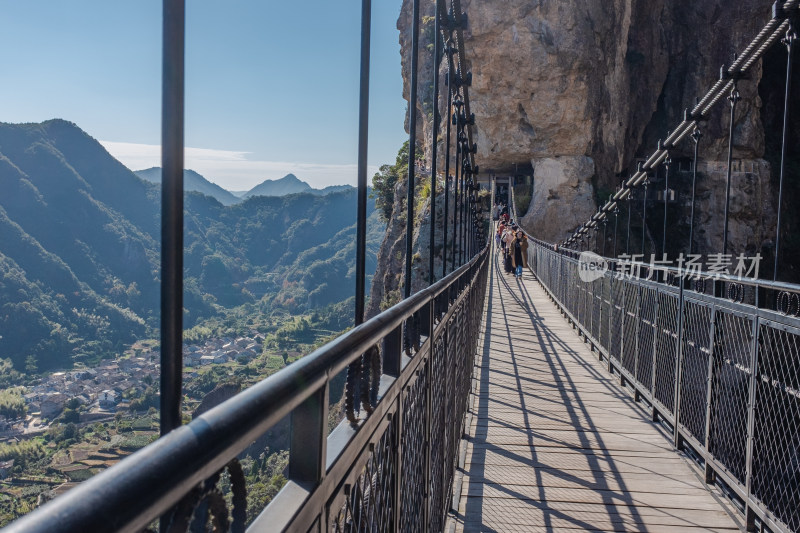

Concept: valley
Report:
left=0, top=119, right=384, bottom=525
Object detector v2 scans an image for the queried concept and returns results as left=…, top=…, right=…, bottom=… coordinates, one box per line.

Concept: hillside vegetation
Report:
left=0, top=120, right=383, bottom=374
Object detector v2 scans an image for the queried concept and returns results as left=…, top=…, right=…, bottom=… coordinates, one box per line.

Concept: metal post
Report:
left=450, top=115, right=461, bottom=272
left=451, top=127, right=461, bottom=272
left=626, top=190, right=632, bottom=255
left=662, top=156, right=671, bottom=258
left=355, top=0, right=371, bottom=323
left=722, top=83, right=740, bottom=257
left=689, top=126, right=702, bottom=256
left=422, top=301, right=433, bottom=531
left=443, top=175, right=450, bottom=274
left=743, top=315, right=761, bottom=531
left=703, top=307, right=717, bottom=484
left=641, top=179, right=649, bottom=257
left=289, top=383, right=329, bottom=486
left=442, top=45, right=453, bottom=278
left=602, top=220, right=607, bottom=257
left=466, top=195, right=471, bottom=261
left=460, top=153, right=466, bottom=266
left=429, top=5, right=442, bottom=286
left=160, top=0, right=185, bottom=438
left=613, top=207, right=619, bottom=259
left=459, top=167, right=465, bottom=265
left=774, top=22, right=796, bottom=281
left=392, top=394, right=403, bottom=532
left=404, top=0, right=421, bottom=299
left=594, top=226, right=599, bottom=254
left=673, top=274, right=686, bottom=448
left=467, top=179, right=473, bottom=258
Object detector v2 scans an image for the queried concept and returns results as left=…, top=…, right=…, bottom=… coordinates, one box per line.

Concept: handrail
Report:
left=517, top=225, right=800, bottom=316
left=7, top=246, right=491, bottom=533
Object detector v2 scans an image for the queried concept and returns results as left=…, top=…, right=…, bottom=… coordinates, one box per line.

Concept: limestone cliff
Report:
left=397, top=0, right=782, bottom=259
left=365, top=178, right=478, bottom=318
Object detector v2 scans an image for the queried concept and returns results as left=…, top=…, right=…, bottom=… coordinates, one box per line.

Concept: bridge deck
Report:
left=453, top=254, right=743, bottom=532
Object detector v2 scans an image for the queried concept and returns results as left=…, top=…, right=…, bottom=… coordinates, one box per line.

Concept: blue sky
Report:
left=0, top=1, right=408, bottom=189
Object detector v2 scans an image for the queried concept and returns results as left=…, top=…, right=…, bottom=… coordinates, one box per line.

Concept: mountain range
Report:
left=135, top=167, right=241, bottom=206
left=135, top=168, right=354, bottom=206
left=0, top=119, right=382, bottom=374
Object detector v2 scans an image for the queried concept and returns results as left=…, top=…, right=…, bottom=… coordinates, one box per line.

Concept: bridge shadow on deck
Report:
left=454, top=253, right=741, bottom=532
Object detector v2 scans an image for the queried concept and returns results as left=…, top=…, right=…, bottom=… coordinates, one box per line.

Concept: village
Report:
left=0, top=333, right=266, bottom=443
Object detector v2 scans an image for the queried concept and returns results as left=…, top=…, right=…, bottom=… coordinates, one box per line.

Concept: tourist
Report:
left=511, top=230, right=528, bottom=278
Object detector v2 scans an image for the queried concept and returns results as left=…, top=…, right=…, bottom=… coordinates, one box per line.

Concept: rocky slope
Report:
left=365, top=178, right=475, bottom=318
left=397, top=0, right=785, bottom=260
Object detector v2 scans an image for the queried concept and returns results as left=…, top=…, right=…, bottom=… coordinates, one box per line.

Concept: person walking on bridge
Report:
left=511, top=230, right=528, bottom=278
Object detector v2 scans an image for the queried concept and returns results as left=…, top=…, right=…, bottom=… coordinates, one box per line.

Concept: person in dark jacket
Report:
left=511, top=231, right=529, bottom=278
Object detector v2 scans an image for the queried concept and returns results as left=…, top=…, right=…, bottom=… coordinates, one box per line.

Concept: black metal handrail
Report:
left=526, top=239, right=800, bottom=533
left=7, top=246, right=489, bottom=533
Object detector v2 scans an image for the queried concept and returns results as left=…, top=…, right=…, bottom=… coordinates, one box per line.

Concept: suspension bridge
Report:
left=5, top=0, right=800, bottom=532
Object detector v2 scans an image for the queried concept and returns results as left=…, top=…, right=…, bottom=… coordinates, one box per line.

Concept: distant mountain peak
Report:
left=244, top=173, right=312, bottom=198
left=278, top=173, right=302, bottom=183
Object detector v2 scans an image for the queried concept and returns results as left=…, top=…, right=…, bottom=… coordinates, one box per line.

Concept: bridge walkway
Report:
left=452, top=253, right=744, bottom=532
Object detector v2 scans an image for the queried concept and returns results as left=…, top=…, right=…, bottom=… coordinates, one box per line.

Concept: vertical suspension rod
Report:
left=662, top=157, right=670, bottom=258
left=689, top=127, right=702, bottom=256
left=626, top=188, right=632, bottom=255
left=722, top=82, right=740, bottom=257
left=404, top=0, right=421, bottom=299
left=442, top=39, right=453, bottom=278
left=641, top=179, right=649, bottom=257
left=429, top=4, right=442, bottom=285
left=451, top=112, right=461, bottom=272
left=774, top=21, right=796, bottom=280
left=460, top=147, right=467, bottom=265
left=460, top=158, right=466, bottom=265
left=595, top=225, right=600, bottom=254
left=160, top=0, right=185, bottom=438
left=355, top=0, right=371, bottom=323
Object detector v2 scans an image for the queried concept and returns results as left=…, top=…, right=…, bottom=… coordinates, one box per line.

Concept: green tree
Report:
left=61, top=408, right=80, bottom=424
left=24, top=355, right=38, bottom=375
left=371, top=141, right=419, bottom=221
left=0, top=389, right=26, bottom=419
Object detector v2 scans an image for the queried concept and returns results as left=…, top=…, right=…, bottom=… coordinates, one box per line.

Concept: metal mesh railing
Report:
left=527, top=240, right=800, bottom=533
left=653, top=290, right=680, bottom=414
left=752, top=324, right=800, bottom=533
left=331, top=419, right=396, bottom=532
left=679, top=299, right=712, bottom=444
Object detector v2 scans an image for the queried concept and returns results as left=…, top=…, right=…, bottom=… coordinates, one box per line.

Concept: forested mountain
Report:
left=135, top=167, right=241, bottom=206
left=0, top=120, right=381, bottom=374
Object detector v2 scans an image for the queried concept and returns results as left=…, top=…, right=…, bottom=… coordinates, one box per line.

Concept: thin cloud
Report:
left=99, top=141, right=376, bottom=190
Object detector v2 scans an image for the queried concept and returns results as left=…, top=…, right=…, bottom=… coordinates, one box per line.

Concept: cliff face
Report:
left=397, top=0, right=778, bottom=257
left=365, top=179, right=474, bottom=318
